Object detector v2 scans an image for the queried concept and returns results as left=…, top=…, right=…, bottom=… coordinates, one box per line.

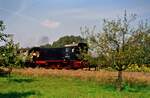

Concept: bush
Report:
left=126, top=64, right=150, bottom=72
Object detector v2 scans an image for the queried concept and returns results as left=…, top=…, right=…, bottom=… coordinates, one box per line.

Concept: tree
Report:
left=0, top=20, right=9, bottom=67
left=2, top=35, right=19, bottom=67
left=0, top=21, right=20, bottom=68
left=81, top=11, right=137, bottom=91
left=0, top=20, right=8, bottom=42
left=103, top=11, right=136, bottom=91
left=127, top=20, right=150, bottom=66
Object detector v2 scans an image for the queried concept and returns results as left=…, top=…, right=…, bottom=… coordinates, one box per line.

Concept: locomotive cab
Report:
left=64, top=43, right=88, bottom=60
left=64, top=43, right=88, bottom=69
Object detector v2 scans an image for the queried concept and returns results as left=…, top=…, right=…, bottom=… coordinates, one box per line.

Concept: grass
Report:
left=0, top=71, right=150, bottom=98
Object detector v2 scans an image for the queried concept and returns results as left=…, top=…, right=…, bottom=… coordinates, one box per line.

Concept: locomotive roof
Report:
left=29, top=47, right=64, bottom=51
left=64, top=44, right=78, bottom=47
left=29, top=43, right=88, bottom=52
left=64, top=43, right=87, bottom=47
left=28, top=47, right=66, bottom=55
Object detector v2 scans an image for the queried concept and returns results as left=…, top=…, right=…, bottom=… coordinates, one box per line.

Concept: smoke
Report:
left=38, top=36, right=49, bottom=46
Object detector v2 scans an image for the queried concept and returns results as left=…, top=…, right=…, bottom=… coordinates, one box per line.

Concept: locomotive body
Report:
left=28, top=43, right=88, bottom=69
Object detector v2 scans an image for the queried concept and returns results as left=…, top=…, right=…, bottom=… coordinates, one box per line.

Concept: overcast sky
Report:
left=0, top=0, right=150, bottom=47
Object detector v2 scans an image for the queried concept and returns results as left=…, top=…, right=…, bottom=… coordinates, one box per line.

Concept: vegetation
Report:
left=0, top=21, right=21, bottom=68
left=2, top=36, right=20, bottom=67
left=0, top=20, right=8, bottom=42
left=81, top=11, right=150, bottom=90
left=0, top=69, right=150, bottom=98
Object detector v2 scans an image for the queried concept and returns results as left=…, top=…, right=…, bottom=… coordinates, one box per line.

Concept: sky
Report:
left=0, top=0, right=150, bottom=47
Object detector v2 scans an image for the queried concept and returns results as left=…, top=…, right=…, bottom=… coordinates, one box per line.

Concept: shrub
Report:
left=126, top=64, right=150, bottom=72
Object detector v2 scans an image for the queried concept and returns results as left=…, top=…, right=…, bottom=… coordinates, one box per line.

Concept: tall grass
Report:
left=12, top=68, right=150, bottom=84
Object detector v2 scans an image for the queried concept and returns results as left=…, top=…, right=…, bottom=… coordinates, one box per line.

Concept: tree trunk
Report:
left=116, top=70, right=123, bottom=91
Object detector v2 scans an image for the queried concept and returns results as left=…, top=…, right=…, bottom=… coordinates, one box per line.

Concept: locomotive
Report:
left=27, top=43, right=88, bottom=69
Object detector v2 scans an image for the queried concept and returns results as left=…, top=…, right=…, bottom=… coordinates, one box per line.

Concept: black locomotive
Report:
left=27, top=43, right=88, bottom=69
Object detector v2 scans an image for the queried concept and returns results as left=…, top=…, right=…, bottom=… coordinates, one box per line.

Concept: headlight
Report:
left=32, top=53, right=37, bottom=56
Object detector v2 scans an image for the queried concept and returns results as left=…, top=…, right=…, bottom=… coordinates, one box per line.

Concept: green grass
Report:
left=0, top=74, right=150, bottom=98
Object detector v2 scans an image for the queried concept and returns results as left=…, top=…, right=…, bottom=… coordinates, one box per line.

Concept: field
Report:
left=0, top=68, right=150, bottom=98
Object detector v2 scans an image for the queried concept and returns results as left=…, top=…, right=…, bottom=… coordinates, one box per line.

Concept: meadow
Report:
left=0, top=68, right=150, bottom=98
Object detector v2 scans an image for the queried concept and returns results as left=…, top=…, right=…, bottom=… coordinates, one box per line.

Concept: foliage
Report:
left=81, top=11, right=150, bottom=91
left=0, top=20, right=9, bottom=42
left=0, top=20, right=9, bottom=67
left=1, top=36, right=19, bottom=67
left=127, top=22, right=150, bottom=65
left=0, top=20, right=25, bottom=68
left=126, top=64, right=150, bottom=72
